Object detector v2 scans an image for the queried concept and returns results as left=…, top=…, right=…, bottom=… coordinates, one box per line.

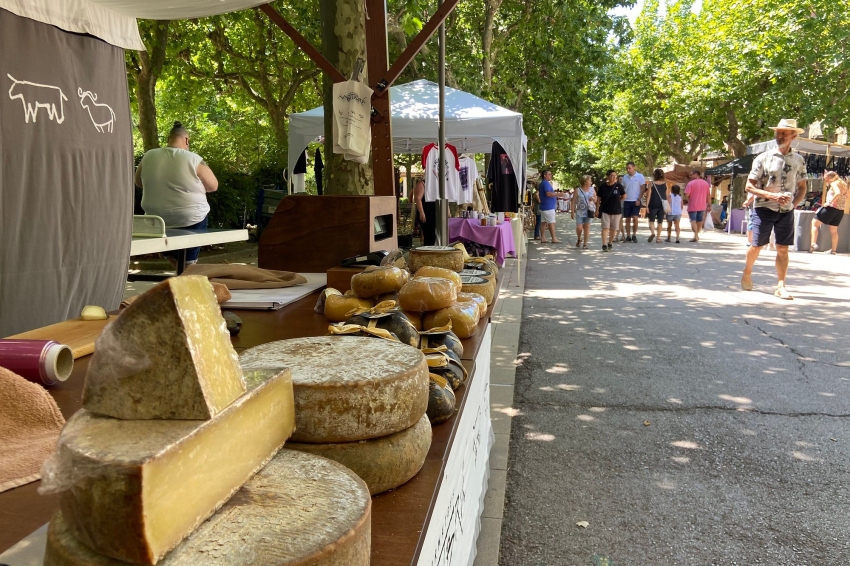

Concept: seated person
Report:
left=134, top=121, right=218, bottom=267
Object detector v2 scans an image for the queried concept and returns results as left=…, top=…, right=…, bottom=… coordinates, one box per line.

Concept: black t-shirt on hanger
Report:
left=487, top=141, right=518, bottom=213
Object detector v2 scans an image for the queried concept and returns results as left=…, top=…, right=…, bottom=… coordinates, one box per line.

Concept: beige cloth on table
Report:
left=0, top=367, right=65, bottom=493
left=182, top=264, right=308, bottom=290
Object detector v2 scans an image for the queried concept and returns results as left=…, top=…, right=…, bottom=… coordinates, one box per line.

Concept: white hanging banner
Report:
left=332, top=79, right=372, bottom=163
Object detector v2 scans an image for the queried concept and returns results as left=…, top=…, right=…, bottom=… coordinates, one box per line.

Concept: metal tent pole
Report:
left=437, top=0, right=448, bottom=245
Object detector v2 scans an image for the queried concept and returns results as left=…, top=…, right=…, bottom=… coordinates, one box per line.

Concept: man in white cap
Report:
left=740, top=118, right=807, bottom=299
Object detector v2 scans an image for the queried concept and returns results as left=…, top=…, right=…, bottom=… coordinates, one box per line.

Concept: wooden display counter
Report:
left=0, top=282, right=498, bottom=566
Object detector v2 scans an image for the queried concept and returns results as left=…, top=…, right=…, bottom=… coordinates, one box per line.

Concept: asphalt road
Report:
left=500, top=215, right=850, bottom=566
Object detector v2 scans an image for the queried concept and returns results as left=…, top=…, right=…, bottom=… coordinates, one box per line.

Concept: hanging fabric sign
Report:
left=332, top=79, right=373, bottom=163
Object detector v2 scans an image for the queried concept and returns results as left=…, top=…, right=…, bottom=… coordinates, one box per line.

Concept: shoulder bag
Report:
left=654, top=184, right=671, bottom=214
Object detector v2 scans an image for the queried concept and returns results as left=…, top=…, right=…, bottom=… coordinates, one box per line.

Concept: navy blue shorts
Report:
left=751, top=207, right=794, bottom=247
left=623, top=201, right=641, bottom=218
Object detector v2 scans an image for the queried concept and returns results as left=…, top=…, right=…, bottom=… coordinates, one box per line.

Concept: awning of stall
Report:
left=704, top=154, right=757, bottom=177
left=288, top=79, right=527, bottom=191
left=661, top=163, right=693, bottom=185
left=747, top=137, right=850, bottom=156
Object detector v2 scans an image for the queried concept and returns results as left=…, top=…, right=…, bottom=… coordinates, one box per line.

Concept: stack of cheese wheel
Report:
left=240, top=336, right=432, bottom=496
left=408, top=245, right=464, bottom=273
left=41, top=276, right=372, bottom=566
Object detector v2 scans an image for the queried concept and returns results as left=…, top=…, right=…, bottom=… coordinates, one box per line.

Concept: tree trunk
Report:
left=724, top=107, right=748, bottom=157
left=130, top=21, right=170, bottom=151
left=321, top=0, right=373, bottom=196
left=481, top=0, right=501, bottom=90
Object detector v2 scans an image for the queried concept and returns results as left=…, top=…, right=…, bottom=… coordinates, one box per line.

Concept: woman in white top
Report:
left=665, top=185, right=684, bottom=243
left=571, top=175, right=598, bottom=249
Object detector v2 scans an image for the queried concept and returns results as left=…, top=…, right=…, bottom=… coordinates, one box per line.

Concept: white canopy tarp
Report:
left=289, top=79, right=527, bottom=191
left=748, top=137, right=850, bottom=157
left=0, top=0, right=275, bottom=50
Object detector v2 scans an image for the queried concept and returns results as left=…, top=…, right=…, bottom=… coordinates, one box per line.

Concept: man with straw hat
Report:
left=740, top=118, right=808, bottom=299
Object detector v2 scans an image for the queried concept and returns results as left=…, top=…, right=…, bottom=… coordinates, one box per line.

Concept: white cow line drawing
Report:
left=6, top=74, right=68, bottom=124
left=78, top=88, right=116, bottom=133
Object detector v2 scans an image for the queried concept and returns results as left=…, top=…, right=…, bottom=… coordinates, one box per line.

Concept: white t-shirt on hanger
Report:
left=457, top=154, right=478, bottom=205
left=421, top=143, right=461, bottom=203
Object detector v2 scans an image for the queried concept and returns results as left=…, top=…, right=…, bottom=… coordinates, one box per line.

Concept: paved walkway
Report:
left=495, top=214, right=850, bottom=565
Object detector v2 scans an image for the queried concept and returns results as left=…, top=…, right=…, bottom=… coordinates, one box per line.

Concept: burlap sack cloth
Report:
left=182, top=264, right=307, bottom=289
left=0, top=367, right=65, bottom=493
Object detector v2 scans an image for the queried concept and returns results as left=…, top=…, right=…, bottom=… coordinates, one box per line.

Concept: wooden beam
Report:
left=374, top=0, right=461, bottom=95
left=259, top=4, right=346, bottom=83
left=365, top=0, right=394, bottom=196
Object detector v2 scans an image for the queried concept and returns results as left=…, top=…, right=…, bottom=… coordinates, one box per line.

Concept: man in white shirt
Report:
left=134, top=121, right=218, bottom=266
left=740, top=118, right=807, bottom=299
left=621, top=161, right=646, bottom=242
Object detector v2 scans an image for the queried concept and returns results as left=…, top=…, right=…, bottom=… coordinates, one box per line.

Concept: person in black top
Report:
left=596, top=170, right=626, bottom=251
left=642, top=168, right=670, bottom=243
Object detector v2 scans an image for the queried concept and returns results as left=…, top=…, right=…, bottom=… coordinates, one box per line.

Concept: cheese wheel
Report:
left=44, top=450, right=371, bottom=566
left=414, top=266, right=462, bottom=290
left=350, top=266, right=409, bottom=298
left=377, top=292, right=399, bottom=304
left=422, top=301, right=481, bottom=339
left=408, top=246, right=464, bottom=273
left=315, top=288, right=342, bottom=313
left=287, top=414, right=431, bottom=495
left=425, top=351, right=467, bottom=390
left=427, top=378, right=456, bottom=425
left=324, top=294, right=374, bottom=322
left=402, top=310, right=422, bottom=330
left=418, top=331, right=464, bottom=358
left=240, top=337, right=429, bottom=442
left=461, top=275, right=494, bottom=305
left=456, top=291, right=488, bottom=318
left=344, top=312, right=419, bottom=348
left=380, top=248, right=408, bottom=270
left=465, top=258, right=498, bottom=277
left=398, top=277, right=458, bottom=313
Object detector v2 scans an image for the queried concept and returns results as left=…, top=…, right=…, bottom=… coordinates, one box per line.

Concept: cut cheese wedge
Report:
left=83, top=275, right=245, bottom=420
left=53, top=369, right=294, bottom=565
left=288, top=413, right=432, bottom=495
left=44, top=450, right=371, bottom=566
left=240, top=336, right=429, bottom=443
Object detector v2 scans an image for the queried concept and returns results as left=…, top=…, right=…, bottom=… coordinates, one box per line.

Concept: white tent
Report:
left=748, top=137, right=850, bottom=156
left=289, top=79, right=527, bottom=191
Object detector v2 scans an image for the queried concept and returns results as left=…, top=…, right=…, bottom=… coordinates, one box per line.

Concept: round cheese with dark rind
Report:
left=398, top=277, right=458, bottom=313
left=344, top=312, right=419, bottom=348
left=427, top=378, right=456, bottom=425
left=43, top=450, right=371, bottom=566
left=408, top=246, right=464, bottom=273
left=240, top=337, right=428, bottom=442
left=350, top=266, right=409, bottom=299
left=287, top=414, right=431, bottom=495
left=418, top=331, right=463, bottom=358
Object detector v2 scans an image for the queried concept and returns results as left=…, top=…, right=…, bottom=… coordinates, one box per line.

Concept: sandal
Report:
left=575, top=240, right=581, bottom=248
left=774, top=286, right=793, bottom=300
left=676, top=239, right=680, bottom=243
left=830, top=250, right=837, bottom=255
left=665, top=238, right=671, bottom=242
left=741, top=277, right=753, bottom=291
left=582, top=244, right=588, bottom=249
left=812, top=243, right=819, bottom=252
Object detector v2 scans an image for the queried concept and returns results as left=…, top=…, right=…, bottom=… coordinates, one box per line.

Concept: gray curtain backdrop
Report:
left=0, top=8, right=133, bottom=336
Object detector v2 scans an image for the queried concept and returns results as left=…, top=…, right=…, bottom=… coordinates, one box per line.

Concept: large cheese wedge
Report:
left=414, top=266, right=462, bottom=290
left=408, top=245, right=464, bottom=273
left=324, top=294, right=374, bottom=322
left=240, top=336, right=428, bottom=442
left=287, top=414, right=431, bottom=495
left=52, top=369, right=294, bottom=565
left=423, top=301, right=481, bottom=339
left=83, top=276, right=245, bottom=420
left=44, top=450, right=371, bottom=566
left=350, top=266, right=409, bottom=298
left=398, top=276, right=458, bottom=312
left=461, top=275, right=495, bottom=305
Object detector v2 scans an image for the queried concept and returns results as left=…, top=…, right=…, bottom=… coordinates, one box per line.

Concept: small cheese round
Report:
left=398, top=277, right=458, bottom=313
left=287, top=414, right=431, bottom=495
left=380, top=248, right=408, bottom=270
left=408, top=246, right=464, bottom=273
left=461, top=275, right=494, bottom=305
left=418, top=331, right=464, bottom=358
left=350, top=266, right=409, bottom=298
left=43, top=450, right=371, bottom=566
left=456, top=292, right=488, bottom=318
left=240, top=337, right=429, bottom=442
left=325, top=295, right=374, bottom=322
left=402, top=310, right=422, bottom=330
left=422, top=301, right=481, bottom=339
left=344, top=312, right=419, bottom=348
left=427, top=378, right=456, bottom=425
left=414, top=266, right=462, bottom=290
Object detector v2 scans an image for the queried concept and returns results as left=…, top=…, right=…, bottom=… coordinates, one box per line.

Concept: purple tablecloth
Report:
left=725, top=208, right=746, bottom=234
left=448, top=218, right=517, bottom=266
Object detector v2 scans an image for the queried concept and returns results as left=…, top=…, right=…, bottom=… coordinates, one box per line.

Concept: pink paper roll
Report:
left=0, top=339, right=74, bottom=387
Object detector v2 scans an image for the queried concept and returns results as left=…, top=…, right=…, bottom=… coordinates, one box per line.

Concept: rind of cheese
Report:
left=398, top=277, right=458, bottom=313
left=210, top=282, right=231, bottom=304
left=414, top=266, right=462, bottom=290
left=324, top=294, right=374, bottom=322
left=55, top=370, right=294, bottom=565
left=240, top=337, right=429, bottom=442
left=427, top=378, right=456, bottom=425
left=402, top=309, right=423, bottom=330
left=288, top=414, right=431, bottom=495
left=350, top=266, right=409, bottom=298
left=423, top=301, right=481, bottom=339
left=408, top=246, right=464, bottom=273
left=44, top=450, right=371, bottom=566
left=465, top=258, right=498, bottom=277
left=83, top=275, right=246, bottom=420
left=344, top=313, right=419, bottom=348
left=456, top=291, right=488, bottom=318
left=380, top=248, right=408, bottom=270
left=461, top=275, right=495, bottom=305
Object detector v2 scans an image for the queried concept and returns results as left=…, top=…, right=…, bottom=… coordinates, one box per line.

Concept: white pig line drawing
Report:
left=78, top=88, right=116, bottom=133
left=6, top=74, right=68, bottom=124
